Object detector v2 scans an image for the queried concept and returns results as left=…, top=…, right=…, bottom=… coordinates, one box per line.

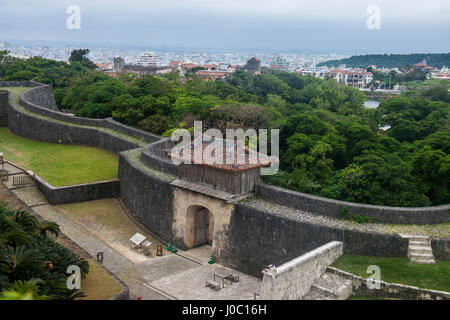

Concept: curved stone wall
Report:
left=1, top=81, right=448, bottom=277
left=141, top=138, right=178, bottom=175
left=4, top=80, right=448, bottom=226
left=22, top=84, right=59, bottom=111
left=255, top=183, right=450, bottom=225
left=8, top=105, right=143, bottom=153
left=18, top=84, right=161, bottom=144
left=118, top=149, right=176, bottom=242
left=217, top=203, right=449, bottom=277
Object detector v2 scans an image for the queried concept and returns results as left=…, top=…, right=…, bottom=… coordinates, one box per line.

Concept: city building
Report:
left=412, top=59, right=436, bottom=72
left=113, top=56, right=174, bottom=76
left=430, top=67, right=450, bottom=80
left=327, top=68, right=373, bottom=88
left=296, top=67, right=329, bottom=79
left=137, top=52, right=158, bottom=67
left=243, top=57, right=261, bottom=75
left=195, top=70, right=228, bottom=81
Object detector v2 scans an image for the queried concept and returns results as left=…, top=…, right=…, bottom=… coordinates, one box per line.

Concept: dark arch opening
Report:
left=191, top=206, right=214, bottom=247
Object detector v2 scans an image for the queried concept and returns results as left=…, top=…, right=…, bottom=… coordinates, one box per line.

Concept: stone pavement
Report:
left=135, top=255, right=200, bottom=284
left=32, top=203, right=167, bottom=300
left=145, top=262, right=261, bottom=300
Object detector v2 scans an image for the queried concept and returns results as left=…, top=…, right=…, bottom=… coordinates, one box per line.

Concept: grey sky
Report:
left=0, top=0, right=449, bottom=53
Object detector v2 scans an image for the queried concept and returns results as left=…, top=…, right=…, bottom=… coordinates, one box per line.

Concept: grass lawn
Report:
left=80, top=258, right=123, bottom=300
left=332, top=255, right=450, bottom=292
left=0, top=128, right=118, bottom=186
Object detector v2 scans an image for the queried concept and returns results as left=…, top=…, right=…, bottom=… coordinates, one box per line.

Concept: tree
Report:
left=138, top=114, right=169, bottom=135
left=412, top=147, right=450, bottom=204
left=321, top=151, right=430, bottom=207
left=69, top=49, right=96, bottom=70
left=0, top=204, right=89, bottom=300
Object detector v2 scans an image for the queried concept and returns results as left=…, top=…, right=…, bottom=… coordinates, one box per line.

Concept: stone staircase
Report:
left=0, top=90, right=8, bottom=127
left=405, top=235, right=436, bottom=264
left=302, top=271, right=353, bottom=300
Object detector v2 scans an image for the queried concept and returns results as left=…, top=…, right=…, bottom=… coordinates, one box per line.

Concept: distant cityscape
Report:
left=0, top=41, right=346, bottom=71
left=1, top=41, right=448, bottom=89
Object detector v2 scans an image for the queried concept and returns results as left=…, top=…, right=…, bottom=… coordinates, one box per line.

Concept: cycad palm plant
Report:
left=0, top=204, right=89, bottom=300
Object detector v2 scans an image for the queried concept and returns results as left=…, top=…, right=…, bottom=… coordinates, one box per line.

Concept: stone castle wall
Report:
left=118, top=150, right=175, bottom=242
left=0, top=90, right=9, bottom=126
left=141, top=138, right=178, bottom=175
left=35, top=175, right=121, bottom=205
left=327, top=266, right=450, bottom=300
left=260, top=241, right=343, bottom=299
left=256, top=183, right=450, bottom=225
left=216, top=203, right=415, bottom=277
left=8, top=104, right=142, bottom=153
left=1, top=81, right=448, bottom=279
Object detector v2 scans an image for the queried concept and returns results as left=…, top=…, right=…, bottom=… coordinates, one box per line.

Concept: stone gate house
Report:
left=166, top=136, right=271, bottom=254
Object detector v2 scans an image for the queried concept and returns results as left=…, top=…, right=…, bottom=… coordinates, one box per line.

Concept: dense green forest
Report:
left=318, top=53, right=450, bottom=69
left=0, top=51, right=449, bottom=207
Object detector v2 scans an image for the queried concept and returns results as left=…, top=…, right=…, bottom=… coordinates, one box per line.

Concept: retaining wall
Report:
left=327, top=266, right=450, bottom=300
left=255, top=183, right=450, bottom=225
left=34, top=175, right=120, bottom=205
left=260, top=241, right=343, bottom=300
left=218, top=203, right=410, bottom=277
left=431, top=239, right=450, bottom=261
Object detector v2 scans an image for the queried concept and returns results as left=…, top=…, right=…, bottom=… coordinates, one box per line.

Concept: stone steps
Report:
left=410, top=257, right=436, bottom=264
left=400, top=234, right=436, bottom=264
left=408, top=246, right=433, bottom=256
left=409, top=240, right=430, bottom=247
left=302, top=272, right=352, bottom=300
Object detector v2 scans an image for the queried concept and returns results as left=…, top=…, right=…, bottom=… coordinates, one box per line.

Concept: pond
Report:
left=364, top=100, right=380, bottom=109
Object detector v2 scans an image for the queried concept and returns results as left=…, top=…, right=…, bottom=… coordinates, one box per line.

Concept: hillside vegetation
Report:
left=318, top=53, right=450, bottom=69
left=1, top=51, right=449, bottom=207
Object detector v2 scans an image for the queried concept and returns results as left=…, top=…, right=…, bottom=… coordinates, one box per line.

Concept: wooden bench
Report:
left=206, top=280, right=221, bottom=291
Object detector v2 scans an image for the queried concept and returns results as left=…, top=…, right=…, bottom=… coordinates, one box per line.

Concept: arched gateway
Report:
left=188, top=205, right=214, bottom=247
left=167, top=135, right=271, bottom=255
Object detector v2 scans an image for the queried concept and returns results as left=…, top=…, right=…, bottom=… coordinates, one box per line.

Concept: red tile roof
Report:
left=196, top=71, right=227, bottom=76
left=169, top=61, right=181, bottom=67
left=166, top=136, right=271, bottom=172
left=182, top=63, right=198, bottom=70
left=414, top=62, right=428, bottom=67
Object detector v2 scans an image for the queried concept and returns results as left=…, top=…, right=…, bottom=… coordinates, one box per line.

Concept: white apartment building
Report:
left=327, top=68, right=373, bottom=88
left=137, top=52, right=158, bottom=67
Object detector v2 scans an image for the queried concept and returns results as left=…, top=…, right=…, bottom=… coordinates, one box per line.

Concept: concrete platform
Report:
left=135, top=255, right=200, bottom=283
left=148, top=263, right=261, bottom=300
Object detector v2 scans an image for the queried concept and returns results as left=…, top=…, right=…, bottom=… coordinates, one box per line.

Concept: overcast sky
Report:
left=0, top=0, right=449, bottom=53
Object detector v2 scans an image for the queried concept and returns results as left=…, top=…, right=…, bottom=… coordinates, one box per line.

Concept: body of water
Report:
left=364, top=100, right=380, bottom=109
